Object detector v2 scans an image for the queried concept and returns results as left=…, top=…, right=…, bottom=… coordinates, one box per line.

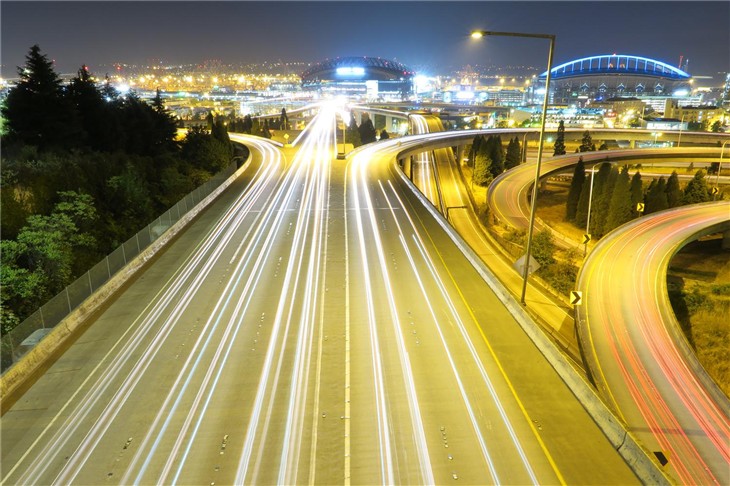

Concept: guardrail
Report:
left=1, top=162, right=238, bottom=373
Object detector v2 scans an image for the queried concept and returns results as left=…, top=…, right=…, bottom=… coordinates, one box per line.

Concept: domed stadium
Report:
left=538, top=54, right=692, bottom=104
left=301, top=56, right=415, bottom=100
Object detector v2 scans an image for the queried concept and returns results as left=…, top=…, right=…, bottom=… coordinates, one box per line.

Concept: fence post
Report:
left=122, top=243, right=127, bottom=265
left=88, top=272, right=93, bottom=293
left=136, top=232, right=141, bottom=253
left=106, top=255, right=111, bottom=279
left=66, top=288, right=72, bottom=313
left=40, top=306, right=45, bottom=329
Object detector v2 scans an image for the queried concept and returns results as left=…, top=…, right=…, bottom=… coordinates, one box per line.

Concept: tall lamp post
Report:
left=716, top=140, right=729, bottom=200
left=471, top=29, right=556, bottom=305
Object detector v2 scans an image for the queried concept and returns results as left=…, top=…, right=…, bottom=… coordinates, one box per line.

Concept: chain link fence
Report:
left=1, top=163, right=236, bottom=372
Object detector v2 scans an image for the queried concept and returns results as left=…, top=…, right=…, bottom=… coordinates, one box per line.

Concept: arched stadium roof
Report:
left=539, top=55, right=691, bottom=80
left=301, top=56, right=414, bottom=81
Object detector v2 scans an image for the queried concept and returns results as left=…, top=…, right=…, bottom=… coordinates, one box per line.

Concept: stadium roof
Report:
left=301, top=56, right=414, bottom=81
left=539, top=55, right=691, bottom=80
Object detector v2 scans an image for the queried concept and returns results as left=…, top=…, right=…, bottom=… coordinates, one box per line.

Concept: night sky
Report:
left=2, top=1, right=729, bottom=78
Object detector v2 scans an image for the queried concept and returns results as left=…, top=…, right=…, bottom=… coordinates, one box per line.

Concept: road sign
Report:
left=582, top=234, right=591, bottom=245
left=570, top=291, right=583, bottom=306
left=711, top=186, right=719, bottom=196
left=636, top=202, right=645, bottom=212
left=514, top=254, right=540, bottom=276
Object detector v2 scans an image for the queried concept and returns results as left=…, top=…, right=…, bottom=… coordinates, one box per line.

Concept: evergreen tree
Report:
left=206, top=111, right=215, bottom=131
left=2, top=45, right=82, bottom=150
left=553, top=120, right=566, bottom=156
left=379, top=129, right=390, bottom=140
left=566, top=157, right=586, bottom=221
left=242, top=114, right=253, bottom=134
left=473, top=152, right=492, bottom=186
left=487, top=135, right=504, bottom=178
left=644, top=177, right=669, bottom=214
left=588, top=163, right=613, bottom=235
left=358, top=115, right=377, bottom=144
left=578, top=130, right=595, bottom=152
left=682, top=170, right=711, bottom=204
left=665, top=171, right=682, bottom=207
left=504, top=136, right=522, bottom=170
left=468, top=135, right=484, bottom=168
left=262, top=119, right=272, bottom=139
left=346, top=116, right=361, bottom=147
left=68, top=65, right=122, bottom=152
left=574, top=173, right=592, bottom=228
left=629, top=171, right=643, bottom=217
left=280, top=108, right=289, bottom=130
left=605, top=165, right=633, bottom=233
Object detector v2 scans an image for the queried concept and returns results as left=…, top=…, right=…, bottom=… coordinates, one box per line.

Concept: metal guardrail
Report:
left=1, top=162, right=237, bottom=372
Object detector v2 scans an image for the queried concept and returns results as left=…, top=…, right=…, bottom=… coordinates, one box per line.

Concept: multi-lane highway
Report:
left=576, top=202, right=730, bottom=485
left=1, top=104, right=641, bottom=484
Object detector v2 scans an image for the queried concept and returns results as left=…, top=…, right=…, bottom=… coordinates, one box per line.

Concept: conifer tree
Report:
left=487, top=135, right=504, bottom=178
left=574, top=175, right=591, bottom=228
left=682, top=170, right=711, bottom=204
left=553, top=120, right=566, bottom=156
left=644, top=177, right=669, bottom=214
left=504, top=136, right=522, bottom=170
left=578, top=130, right=595, bottom=152
left=629, top=171, right=643, bottom=217
left=2, top=45, right=82, bottom=150
left=605, top=165, right=633, bottom=233
left=665, top=171, right=682, bottom=208
left=566, top=157, right=586, bottom=221
left=588, top=163, right=614, bottom=236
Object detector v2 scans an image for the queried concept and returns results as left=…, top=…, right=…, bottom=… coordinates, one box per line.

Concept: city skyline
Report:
left=2, top=1, right=729, bottom=79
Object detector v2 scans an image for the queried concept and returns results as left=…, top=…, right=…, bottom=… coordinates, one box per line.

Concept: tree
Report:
left=1, top=191, right=97, bottom=323
left=1, top=45, right=82, bottom=150
left=504, top=136, right=522, bottom=170
left=578, top=130, right=595, bottom=152
left=486, top=135, right=504, bottom=178
left=586, top=162, right=613, bottom=236
left=379, top=129, right=390, bottom=140
left=665, top=171, right=682, bottom=208
left=644, top=177, right=669, bottom=214
left=682, top=170, right=711, bottom=204
left=468, top=135, right=484, bottom=168
left=180, top=125, right=231, bottom=174
left=710, top=120, right=724, bottom=133
left=473, top=151, right=492, bottom=187
left=280, top=108, right=289, bottom=130
left=566, top=157, right=586, bottom=221
left=553, top=120, right=566, bottom=156
left=358, top=114, right=377, bottom=144
left=629, top=171, right=644, bottom=217
left=346, top=116, right=361, bottom=147
left=605, top=165, right=633, bottom=233
left=574, top=172, right=592, bottom=228
left=529, top=229, right=556, bottom=266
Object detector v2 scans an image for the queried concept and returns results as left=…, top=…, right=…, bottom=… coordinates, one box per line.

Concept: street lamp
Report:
left=584, top=165, right=598, bottom=256
left=652, top=132, right=662, bottom=147
left=716, top=140, right=729, bottom=200
left=677, top=114, right=686, bottom=147
left=471, top=29, right=556, bottom=305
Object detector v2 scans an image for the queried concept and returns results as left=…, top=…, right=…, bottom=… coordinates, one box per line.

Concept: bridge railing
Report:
left=1, top=162, right=238, bottom=372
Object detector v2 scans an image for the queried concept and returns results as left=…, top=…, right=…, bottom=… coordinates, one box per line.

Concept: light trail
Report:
left=578, top=202, right=730, bottom=485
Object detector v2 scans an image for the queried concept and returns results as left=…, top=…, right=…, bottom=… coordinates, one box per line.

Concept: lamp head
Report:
left=470, top=31, right=486, bottom=39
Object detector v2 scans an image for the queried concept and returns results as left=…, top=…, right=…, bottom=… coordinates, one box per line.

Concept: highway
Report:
left=1, top=105, right=640, bottom=484
left=487, top=147, right=727, bottom=236
left=576, top=202, right=730, bottom=485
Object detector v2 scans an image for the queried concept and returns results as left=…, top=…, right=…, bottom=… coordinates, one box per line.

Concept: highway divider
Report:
left=0, top=150, right=254, bottom=402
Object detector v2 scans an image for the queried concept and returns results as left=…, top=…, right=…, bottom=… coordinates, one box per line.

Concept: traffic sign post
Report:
left=570, top=291, right=582, bottom=306
left=636, top=202, right=645, bottom=213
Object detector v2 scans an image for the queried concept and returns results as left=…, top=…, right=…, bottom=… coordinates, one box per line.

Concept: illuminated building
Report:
left=300, top=57, right=414, bottom=100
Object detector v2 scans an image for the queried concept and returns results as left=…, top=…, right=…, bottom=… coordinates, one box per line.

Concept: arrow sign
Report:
left=582, top=234, right=591, bottom=245
left=570, top=291, right=583, bottom=306
left=711, top=187, right=719, bottom=196
left=636, top=202, right=645, bottom=213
